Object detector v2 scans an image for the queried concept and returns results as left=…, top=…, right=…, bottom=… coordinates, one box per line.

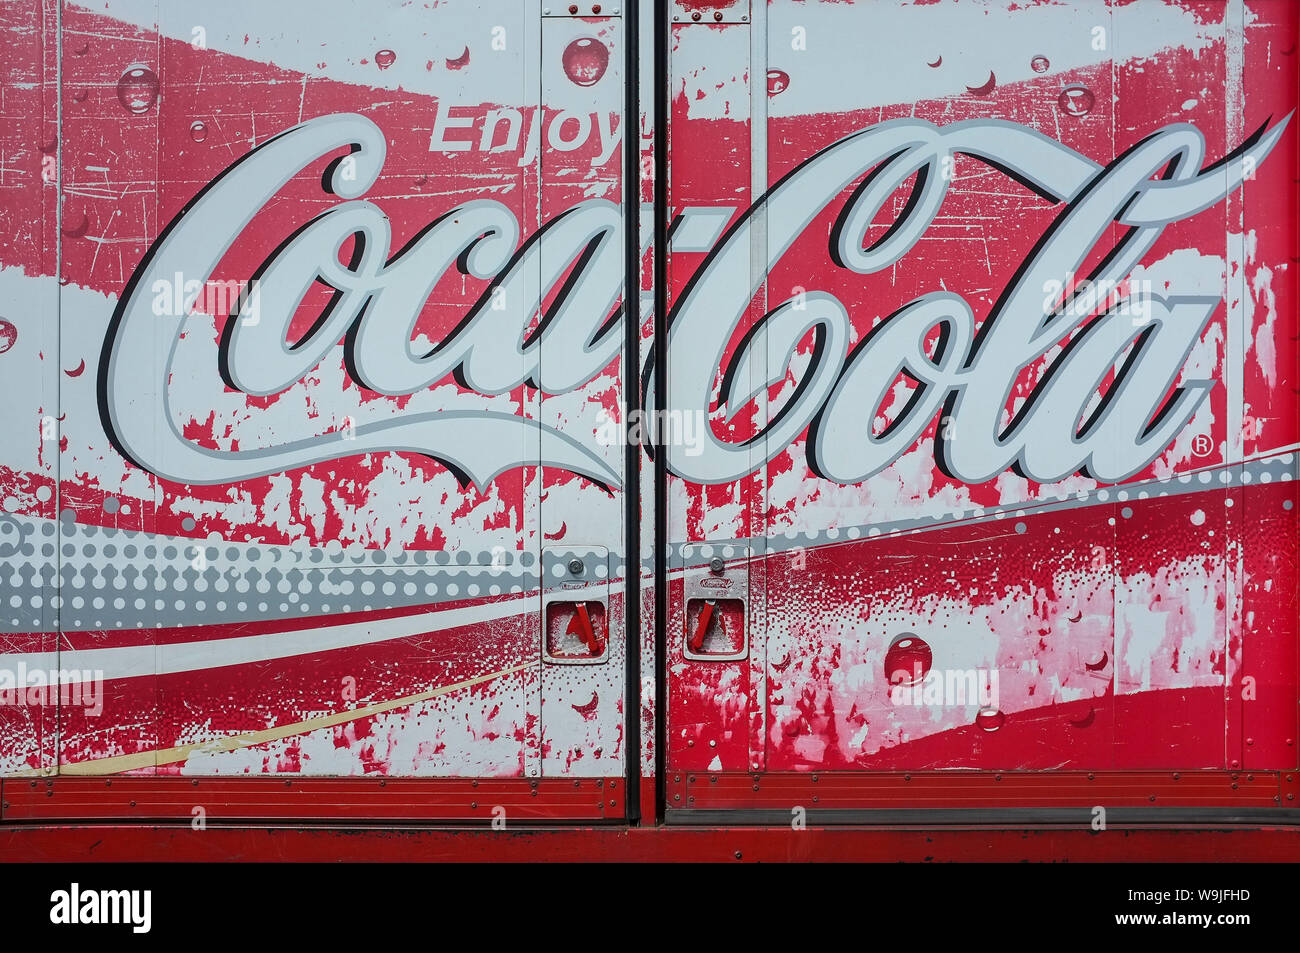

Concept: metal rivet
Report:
left=568, top=557, right=584, bottom=575
left=673, top=794, right=680, bottom=801
left=709, top=740, right=716, bottom=748
left=1151, top=794, right=1159, bottom=801
left=714, top=11, right=722, bottom=20
left=569, top=3, right=577, bottom=10
left=592, top=4, right=601, bottom=12
left=471, top=801, right=478, bottom=809
left=709, top=557, right=725, bottom=574
left=691, top=10, right=701, bottom=20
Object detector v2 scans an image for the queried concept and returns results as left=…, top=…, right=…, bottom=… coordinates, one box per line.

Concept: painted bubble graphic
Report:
left=562, top=37, right=609, bottom=87
left=884, top=633, right=933, bottom=687
left=1057, top=84, right=1095, bottom=117
left=0, top=319, right=17, bottom=355
left=116, top=64, right=159, bottom=115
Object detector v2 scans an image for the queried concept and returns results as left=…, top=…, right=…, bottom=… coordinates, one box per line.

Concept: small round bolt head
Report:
left=568, top=557, right=585, bottom=575
left=709, top=556, right=725, bottom=574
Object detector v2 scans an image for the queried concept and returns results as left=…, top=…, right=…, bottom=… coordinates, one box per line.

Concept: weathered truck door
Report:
left=1, top=0, right=636, bottom=824
left=663, top=0, right=1298, bottom=822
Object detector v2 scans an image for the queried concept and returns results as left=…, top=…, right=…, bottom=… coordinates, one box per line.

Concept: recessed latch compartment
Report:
left=542, top=546, right=610, bottom=665
left=682, top=546, right=749, bottom=662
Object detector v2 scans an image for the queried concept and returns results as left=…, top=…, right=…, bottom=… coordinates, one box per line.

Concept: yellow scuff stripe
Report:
left=52, top=660, right=535, bottom=776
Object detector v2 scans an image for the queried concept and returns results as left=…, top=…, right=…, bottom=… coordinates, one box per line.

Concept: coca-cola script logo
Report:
left=98, top=111, right=1289, bottom=491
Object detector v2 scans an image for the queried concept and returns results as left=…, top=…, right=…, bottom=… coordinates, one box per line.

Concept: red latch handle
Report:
left=688, top=599, right=718, bottom=654
left=566, top=601, right=604, bottom=655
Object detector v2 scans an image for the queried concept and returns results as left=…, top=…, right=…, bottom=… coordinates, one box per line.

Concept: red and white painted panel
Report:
left=663, top=0, right=1298, bottom=794
left=0, top=0, right=635, bottom=794
left=0, top=0, right=1295, bottom=823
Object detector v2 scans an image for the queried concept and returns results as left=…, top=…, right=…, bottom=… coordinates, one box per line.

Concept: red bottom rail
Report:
left=2, top=771, right=1296, bottom=826
left=2, top=824, right=1298, bottom=862
left=1, top=776, right=625, bottom=823
left=667, top=770, right=1298, bottom=813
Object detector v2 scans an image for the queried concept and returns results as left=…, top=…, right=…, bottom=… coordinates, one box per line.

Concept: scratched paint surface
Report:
left=0, top=0, right=1295, bottom=789
left=0, top=0, right=631, bottom=780
left=665, top=0, right=1298, bottom=775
